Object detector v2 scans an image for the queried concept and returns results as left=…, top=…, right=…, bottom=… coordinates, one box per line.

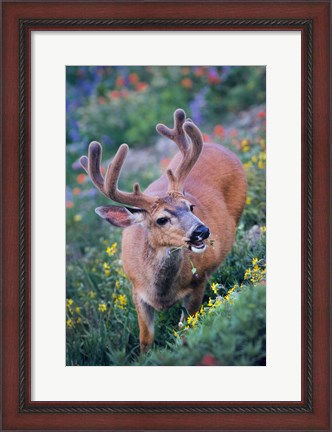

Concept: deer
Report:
left=80, top=109, right=247, bottom=352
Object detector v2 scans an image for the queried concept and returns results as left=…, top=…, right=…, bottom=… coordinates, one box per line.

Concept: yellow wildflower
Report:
left=244, top=268, right=251, bottom=280
left=88, top=291, right=96, bottom=299
left=113, top=293, right=127, bottom=309
left=224, top=284, right=237, bottom=302
left=66, top=318, right=73, bottom=328
left=243, top=161, right=252, bottom=170
left=211, top=282, right=219, bottom=295
left=187, top=315, right=194, bottom=325
left=103, top=262, right=111, bottom=276
left=116, top=267, right=127, bottom=279
left=73, top=214, right=82, bottom=222
left=76, top=317, right=82, bottom=324
left=260, top=226, right=266, bottom=234
left=252, top=257, right=259, bottom=266
left=191, top=312, right=199, bottom=327
left=258, top=160, right=265, bottom=169
left=66, top=298, right=73, bottom=308
left=246, top=196, right=251, bottom=205
left=106, top=242, right=117, bottom=257
left=259, top=151, right=266, bottom=161
left=75, top=306, right=81, bottom=314
left=98, top=303, right=107, bottom=313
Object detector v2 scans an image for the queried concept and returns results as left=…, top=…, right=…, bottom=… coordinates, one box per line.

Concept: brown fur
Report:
left=122, top=143, right=246, bottom=351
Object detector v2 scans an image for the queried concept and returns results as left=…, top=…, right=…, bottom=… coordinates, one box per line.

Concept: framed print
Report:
left=1, top=1, right=330, bottom=431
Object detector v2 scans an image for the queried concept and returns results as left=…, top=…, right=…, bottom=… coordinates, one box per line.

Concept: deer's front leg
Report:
left=179, top=283, right=206, bottom=328
left=133, top=293, right=155, bottom=353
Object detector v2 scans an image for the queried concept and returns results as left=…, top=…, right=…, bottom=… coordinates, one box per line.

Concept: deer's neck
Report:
left=147, top=246, right=184, bottom=307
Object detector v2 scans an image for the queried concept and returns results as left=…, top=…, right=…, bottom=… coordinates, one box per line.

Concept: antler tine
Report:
left=156, top=109, right=203, bottom=193
left=156, top=108, right=190, bottom=155
left=175, top=121, right=203, bottom=189
left=79, top=141, right=106, bottom=196
left=103, top=144, right=155, bottom=210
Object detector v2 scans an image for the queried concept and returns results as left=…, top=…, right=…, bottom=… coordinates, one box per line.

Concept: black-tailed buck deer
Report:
left=80, top=109, right=246, bottom=352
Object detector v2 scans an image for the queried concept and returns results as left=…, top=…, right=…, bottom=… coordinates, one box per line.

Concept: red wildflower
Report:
left=257, top=111, right=266, bottom=119
left=199, top=354, right=219, bottom=366
left=213, top=124, right=225, bottom=137
left=208, top=72, right=221, bottom=85
left=129, top=73, right=139, bottom=84
left=202, top=133, right=211, bottom=143
left=136, top=82, right=149, bottom=92
left=110, top=90, right=121, bottom=100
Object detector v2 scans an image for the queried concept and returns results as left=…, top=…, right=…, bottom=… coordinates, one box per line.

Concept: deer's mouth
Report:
left=187, top=239, right=207, bottom=254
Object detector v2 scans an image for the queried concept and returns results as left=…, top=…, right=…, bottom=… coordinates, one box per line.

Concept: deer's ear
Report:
left=95, top=205, right=146, bottom=228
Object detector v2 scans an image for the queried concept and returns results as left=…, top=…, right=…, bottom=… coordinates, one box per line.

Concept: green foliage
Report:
left=66, top=238, right=141, bottom=365
left=66, top=66, right=266, bottom=183
left=139, top=284, right=266, bottom=366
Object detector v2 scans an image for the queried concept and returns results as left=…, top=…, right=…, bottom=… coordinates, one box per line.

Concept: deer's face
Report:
left=95, top=194, right=210, bottom=254
left=146, top=195, right=210, bottom=253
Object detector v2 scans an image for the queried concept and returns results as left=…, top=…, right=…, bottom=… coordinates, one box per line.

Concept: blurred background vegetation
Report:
left=66, top=66, right=266, bottom=366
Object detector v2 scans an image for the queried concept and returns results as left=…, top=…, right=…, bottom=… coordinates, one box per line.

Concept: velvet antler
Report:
left=156, top=109, right=203, bottom=192
left=80, top=141, right=155, bottom=210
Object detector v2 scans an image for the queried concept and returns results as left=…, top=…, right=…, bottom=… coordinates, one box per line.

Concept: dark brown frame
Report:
left=1, top=1, right=330, bottom=431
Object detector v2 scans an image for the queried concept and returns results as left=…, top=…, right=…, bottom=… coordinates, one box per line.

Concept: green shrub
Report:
left=139, top=283, right=266, bottom=366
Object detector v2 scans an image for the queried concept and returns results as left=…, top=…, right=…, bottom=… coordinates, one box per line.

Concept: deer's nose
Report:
left=191, top=224, right=210, bottom=241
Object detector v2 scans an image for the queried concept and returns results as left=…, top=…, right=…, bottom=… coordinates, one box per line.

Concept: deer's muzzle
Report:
left=188, top=224, right=210, bottom=254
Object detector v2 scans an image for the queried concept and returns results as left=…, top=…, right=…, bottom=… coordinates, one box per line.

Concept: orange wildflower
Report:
left=181, top=78, right=193, bottom=88
left=76, top=174, right=86, bottom=184
left=129, top=73, right=139, bottom=84
left=72, top=187, right=81, bottom=196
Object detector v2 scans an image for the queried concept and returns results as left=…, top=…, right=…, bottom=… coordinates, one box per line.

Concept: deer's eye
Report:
left=156, top=217, right=169, bottom=226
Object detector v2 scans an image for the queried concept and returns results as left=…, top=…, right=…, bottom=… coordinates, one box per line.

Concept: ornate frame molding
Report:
left=18, top=18, right=313, bottom=414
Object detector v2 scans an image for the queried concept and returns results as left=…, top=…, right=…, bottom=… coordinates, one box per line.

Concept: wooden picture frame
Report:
left=2, top=1, right=330, bottom=430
